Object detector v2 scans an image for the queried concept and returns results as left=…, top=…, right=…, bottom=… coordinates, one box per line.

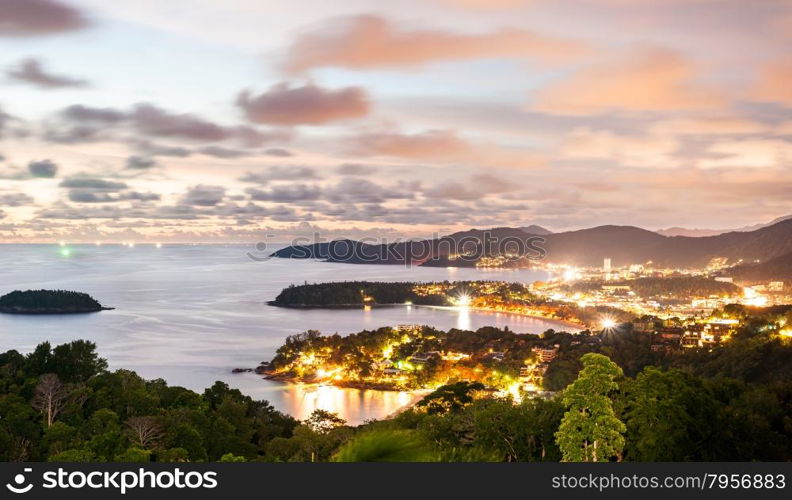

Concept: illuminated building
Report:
left=531, top=345, right=560, bottom=363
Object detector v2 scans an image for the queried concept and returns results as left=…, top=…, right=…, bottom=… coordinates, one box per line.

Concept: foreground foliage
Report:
left=1, top=305, right=790, bottom=462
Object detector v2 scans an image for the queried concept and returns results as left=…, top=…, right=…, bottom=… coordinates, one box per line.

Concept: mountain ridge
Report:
left=657, top=215, right=792, bottom=237
left=271, top=219, right=792, bottom=271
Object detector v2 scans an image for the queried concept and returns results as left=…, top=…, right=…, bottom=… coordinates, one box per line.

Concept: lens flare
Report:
left=601, top=317, right=617, bottom=329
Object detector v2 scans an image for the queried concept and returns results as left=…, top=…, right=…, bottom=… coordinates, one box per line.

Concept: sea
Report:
left=0, top=244, right=566, bottom=424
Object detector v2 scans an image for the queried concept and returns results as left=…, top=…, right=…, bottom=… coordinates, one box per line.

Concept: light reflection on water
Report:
left=0, top=244, right=564, bottom=424
left=283, top=383, right=420, bottom=423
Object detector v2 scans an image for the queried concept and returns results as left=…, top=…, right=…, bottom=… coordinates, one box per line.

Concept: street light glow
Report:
left=601, top=317, right=617, bottom=329
left=456, top=293, right=471, bottom=308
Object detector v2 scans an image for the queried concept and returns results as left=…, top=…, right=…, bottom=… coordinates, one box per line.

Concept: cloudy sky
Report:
left=1, top=0, right=790, bottom=242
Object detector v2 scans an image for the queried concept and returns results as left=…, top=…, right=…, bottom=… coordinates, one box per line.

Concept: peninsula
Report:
left=270, top=280, right=629, bottom=328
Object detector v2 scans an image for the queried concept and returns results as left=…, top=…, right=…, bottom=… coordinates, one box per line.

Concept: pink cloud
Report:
left=439, top=0, right=529, bottom=9
left=237, top=83, right=369, bottom=125
left=350, top=129, right=544, bottom=168
left=750, top=58, right=792, bottom=106
left=284, top=15, right=588, bottom=73
left=648, top=117, right=768, bottom=135
left=561, top=127, right=679, bottom=168
left=532, top=47, right=725, bottom=114
left=698, top=139, right=792, bottom=169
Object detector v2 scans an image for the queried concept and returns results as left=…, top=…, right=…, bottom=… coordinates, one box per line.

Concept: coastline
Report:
left=269, top=301, right=586, bottom=331
left=0, top=306, right=115, bottom=314
left=260, top=376, right=431, bottom=421
left=262, top=371, right=405, bottom=391
left=418, top=304, right=586, bottom=331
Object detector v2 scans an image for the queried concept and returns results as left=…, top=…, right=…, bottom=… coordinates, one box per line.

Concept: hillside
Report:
left=658, top=215, right=792, bottom=237
left=272, top=219, right=792, bottom=271
left=728, top=252, right=792, bottom=284
left=562, top=277, right=742, bottom=298
left=544, top=219, right=792, bottom=267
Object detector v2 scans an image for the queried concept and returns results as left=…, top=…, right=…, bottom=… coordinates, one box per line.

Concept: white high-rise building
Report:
left=603, top=257, right=612, bottom=281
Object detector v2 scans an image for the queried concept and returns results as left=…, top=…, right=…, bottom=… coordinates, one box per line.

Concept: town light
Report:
left=601, top=317, right=617, bottom=329
left=455, top=292, right=471, bottom=308
left=742, top=287, right=768, bottom=307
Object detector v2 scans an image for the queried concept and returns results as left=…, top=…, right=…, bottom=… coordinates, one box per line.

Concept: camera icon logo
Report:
left=6, top=468, right=34, bottom=494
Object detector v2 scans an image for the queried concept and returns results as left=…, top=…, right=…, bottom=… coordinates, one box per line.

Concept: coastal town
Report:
left=257, top=255, right=792, bottom=399
left=255, top=305, right=790, bottom=399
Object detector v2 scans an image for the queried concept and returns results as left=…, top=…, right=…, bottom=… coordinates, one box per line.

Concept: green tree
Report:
left=333, top=430, right=437, bottom=462
left=158, top=447, right=190, bottom=462
left=51, top=340, right=107, bottom=383
left=416, top=381, right=485, bottom=415
left=472, top=397, right=564, bottom=462
left=43, top=422, right=77, bottom=457
left=304, top=409, right=345, bottom=433
left=555, top=353, right=625, bottom=462
left=83, top=409, right=127, bottom=461
left=114, top=447, right=151, bottom=462
left=49, top=449, right=95, bottom=462
left=218, top=453, right=247, bottom=462
left=623, top=368, right=717, bottom=461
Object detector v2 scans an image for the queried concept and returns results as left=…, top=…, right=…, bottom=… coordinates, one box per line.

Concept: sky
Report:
left=0, top=0, right=790, bottom=242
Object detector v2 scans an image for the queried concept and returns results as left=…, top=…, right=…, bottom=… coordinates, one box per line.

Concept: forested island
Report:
left=2, top=304, right=790, bottom=462
left=270, top=280, right=629, bottom=328
left=0, top=290, right=112, bottom=314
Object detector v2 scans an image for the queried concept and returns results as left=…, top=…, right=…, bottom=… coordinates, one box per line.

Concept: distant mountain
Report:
left=728, top=252, right=792, bottom=284
left=656, top=227, right=725, bottom=237
left=735, top=215, right=792, bottom=233
left=272, top=219, right=792, bottom=272
left=271, top=227, right=542, bottom=266
left=545, top=219, right=792, bottom=268
left=657, top=215, right=792, bottom=237
left=540, top=225, right=666, bottom=266
left=520, top=225, right=553, bottom=235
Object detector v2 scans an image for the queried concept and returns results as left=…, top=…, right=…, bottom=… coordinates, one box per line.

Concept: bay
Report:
left=0, top=244, right=564, bottom=424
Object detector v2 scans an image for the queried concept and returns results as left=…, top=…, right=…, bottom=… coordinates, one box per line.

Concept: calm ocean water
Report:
left=0, top=244, right=562, bottom=424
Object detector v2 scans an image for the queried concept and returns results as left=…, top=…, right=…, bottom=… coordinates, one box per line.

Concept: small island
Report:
left=270, top=280, right=629, bottom=328
left=0, top=290, right=112, bottom=314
